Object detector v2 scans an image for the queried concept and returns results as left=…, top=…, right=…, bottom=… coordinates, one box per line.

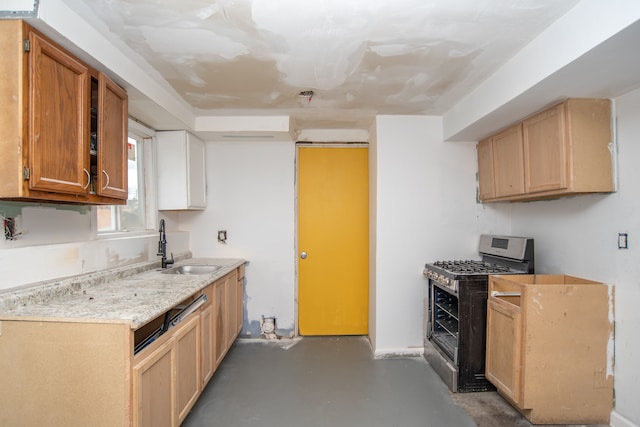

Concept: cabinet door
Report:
left=157, top=131, right=206, bottom=210
left=200, top=304, right=214, bottom=386
left=97, top=72, right=128, bottom=199
left=132, top=338, right=175, bottom=427
left=485, top=299, right=523, bottom=405
left=226, top=270, right=238, bottom=348
left=477, top=137, right=495, bottom=201
left=28, top=31, right=90, bottom=195
left=187, top=133, right=206, bottom=208
left=214, top=277, right=227, bottom=367
left=236, top=275, right=244, bottom=335
left=493, top=124, right=525, bottom=197
left=175, top=314, right=201, bottom=424
left=523, top=103, right=568, bottom=193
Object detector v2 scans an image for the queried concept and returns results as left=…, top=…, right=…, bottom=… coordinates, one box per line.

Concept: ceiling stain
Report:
left=70, top=0, right=581, bottom=129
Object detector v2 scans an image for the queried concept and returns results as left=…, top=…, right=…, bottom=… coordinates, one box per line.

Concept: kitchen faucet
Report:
left=157, top=219, right=174, bottom=269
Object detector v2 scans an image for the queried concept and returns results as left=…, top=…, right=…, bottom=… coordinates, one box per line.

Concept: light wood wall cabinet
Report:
left=477, top=124, right=525, bottom=200
left=485, top=274, right=614, bottom=425
left=157, top=130, right=207, bottom=210
left=0, top=20, right=128, bottom=204
left=477, top=99, right=613, bottom=202
left=0, top=267, right=244, bottom=427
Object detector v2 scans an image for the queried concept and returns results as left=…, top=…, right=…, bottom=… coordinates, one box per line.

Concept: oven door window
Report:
left=430, top=283, right=459, bottom=364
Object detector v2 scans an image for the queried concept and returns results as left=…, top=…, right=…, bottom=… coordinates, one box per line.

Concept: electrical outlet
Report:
left=618, top=233, right=628, bottom=249
left=4, top=217, right=17, bottom=240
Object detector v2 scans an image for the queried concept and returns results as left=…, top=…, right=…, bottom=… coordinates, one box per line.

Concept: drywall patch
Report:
left=140, top=26, right=248, bottom=58
left=0, top=201, right=91, bottom=216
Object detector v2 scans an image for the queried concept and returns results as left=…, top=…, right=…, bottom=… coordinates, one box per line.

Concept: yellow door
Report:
left=298, top=146, right=369, bottom=335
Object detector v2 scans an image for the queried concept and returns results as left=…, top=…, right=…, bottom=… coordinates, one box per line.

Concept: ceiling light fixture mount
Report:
left=299, top=90, right=314, bottom=103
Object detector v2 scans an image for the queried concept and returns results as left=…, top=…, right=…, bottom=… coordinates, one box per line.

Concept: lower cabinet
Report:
left=236, top=264, right=245, bottom=335
left=175, top=314, right=201, bottom=424
left=0, top=266, right=244, bottom=427
left=133, top=330, right=176, bottom=427
left=485, top=274, right=614, bottom=425
left=133, top=313, right=200, bottom=427
left=485, top=298, right=522, bottom=404
left=214, top=276, right=227, bottom=367
left=226, top=269, right=239, bottom=349
left=134, top=267, right=243, bottom=427
left=200, top=303, right=215, bottom=386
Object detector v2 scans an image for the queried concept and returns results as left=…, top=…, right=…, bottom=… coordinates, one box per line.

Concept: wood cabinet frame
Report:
left=477, top=99, right=613, bottom=203
left=0, top=20, right=128, bottom=205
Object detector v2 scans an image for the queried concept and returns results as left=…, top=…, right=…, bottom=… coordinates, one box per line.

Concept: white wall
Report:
left=477, top=89, right=640, bottom=427
left=0, top=202, right=189, bottom=290
left=370, top=115, right=508, bottom=355
left=177, top=139, right=296, bottom=336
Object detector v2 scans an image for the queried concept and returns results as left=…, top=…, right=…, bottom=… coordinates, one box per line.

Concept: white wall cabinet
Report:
left=157, top=130, right=206, bottom=210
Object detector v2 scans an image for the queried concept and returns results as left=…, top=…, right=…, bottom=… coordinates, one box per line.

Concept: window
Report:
left=97, top=132, right=150, bottom=233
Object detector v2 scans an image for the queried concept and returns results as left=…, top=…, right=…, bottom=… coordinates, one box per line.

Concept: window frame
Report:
left=95, top=119, right=157, bottom=238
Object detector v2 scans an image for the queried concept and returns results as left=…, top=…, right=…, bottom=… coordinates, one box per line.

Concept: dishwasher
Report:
left=134, top=293, right=207, bottom=355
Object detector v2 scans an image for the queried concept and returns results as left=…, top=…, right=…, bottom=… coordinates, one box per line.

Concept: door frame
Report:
left=294, top=142, right=370, bottom=336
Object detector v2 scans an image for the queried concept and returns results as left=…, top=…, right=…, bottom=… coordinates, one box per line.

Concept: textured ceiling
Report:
left=71, top=0, right=580, bottom=129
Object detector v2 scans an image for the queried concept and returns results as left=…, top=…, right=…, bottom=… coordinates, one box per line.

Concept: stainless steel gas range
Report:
left=423, top=234, right=534, bottom=392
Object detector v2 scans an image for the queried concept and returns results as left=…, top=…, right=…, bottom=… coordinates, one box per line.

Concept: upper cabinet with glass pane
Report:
left=0, top=20, right=128, bottom=205
left=156, top=131, right=207, bottom=210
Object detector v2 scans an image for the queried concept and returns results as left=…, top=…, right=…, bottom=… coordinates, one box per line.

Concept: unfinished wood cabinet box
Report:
left=485, top=274, right=614, bottom=425
left=477, top=98, right=613, bottom=203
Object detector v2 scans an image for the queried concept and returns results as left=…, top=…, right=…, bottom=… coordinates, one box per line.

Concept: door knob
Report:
left=300, top=251, right=307, bottom=259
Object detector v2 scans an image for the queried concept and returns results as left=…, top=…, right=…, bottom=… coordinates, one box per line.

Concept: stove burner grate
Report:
left=432, top=260, right=514, bottom=275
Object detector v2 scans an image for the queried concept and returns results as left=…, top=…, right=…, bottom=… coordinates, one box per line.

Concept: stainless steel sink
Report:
left=161, top=265, right=221, bottom=275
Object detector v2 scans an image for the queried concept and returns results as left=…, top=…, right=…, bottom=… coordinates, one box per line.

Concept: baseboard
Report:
left=611, top=410, right=639, bottom=427
left=373, top=346, right=424, bottom=359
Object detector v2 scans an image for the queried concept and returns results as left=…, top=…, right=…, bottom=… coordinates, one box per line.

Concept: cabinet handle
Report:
left=490, top=291, right=521, bottom=297
left=83, top=168, right=90, bottom=190
left=101, top=170, right=110, bottom=190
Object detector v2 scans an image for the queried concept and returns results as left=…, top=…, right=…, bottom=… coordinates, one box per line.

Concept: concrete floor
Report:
left=181, top=336, right=604, bottom=427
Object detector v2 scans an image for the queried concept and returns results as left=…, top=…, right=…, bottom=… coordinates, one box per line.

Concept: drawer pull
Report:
left=491, top=291, right=521, bottom=297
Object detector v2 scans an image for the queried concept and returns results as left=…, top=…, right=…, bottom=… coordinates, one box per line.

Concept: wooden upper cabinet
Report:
left=477, top=124, right=525, bottom=202
left=523, top=103, right=568, bottom=193
left=28, top=31, right=90, bottom=195
left=476, top=137, right=495, bottom=201
left=0, top=20, right=128, bottom=205
left=493, top=124, right=525, bottom=198
left=96, top=73, right=128, bottom=199
left=477, top=99, right=613, bottom=202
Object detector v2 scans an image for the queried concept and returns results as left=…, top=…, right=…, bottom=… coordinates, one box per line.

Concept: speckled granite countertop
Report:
left=0, top=257, right=245, bottom=329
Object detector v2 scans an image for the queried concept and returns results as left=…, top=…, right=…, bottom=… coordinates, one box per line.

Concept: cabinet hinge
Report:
left=23, top=167, right=30, bottom=180
left=23, top=39, right=30, bottom=53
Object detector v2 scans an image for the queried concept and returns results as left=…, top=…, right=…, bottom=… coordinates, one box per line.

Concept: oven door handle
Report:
left=490, top=291, right=521, bottom=297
